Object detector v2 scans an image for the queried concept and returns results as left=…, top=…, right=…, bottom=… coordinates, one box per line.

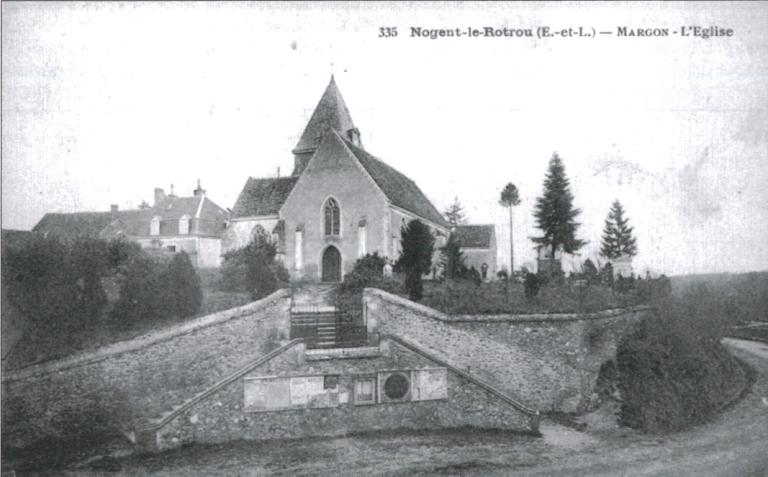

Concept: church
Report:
left=225, top=76, right=497, bottom=282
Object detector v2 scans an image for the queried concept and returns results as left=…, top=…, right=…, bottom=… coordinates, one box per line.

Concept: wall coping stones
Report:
left=364, top=288, right=651, bottom=323
left=3, top=289, right=291, bottom=383
left=305, top=346, right=381, bottom=360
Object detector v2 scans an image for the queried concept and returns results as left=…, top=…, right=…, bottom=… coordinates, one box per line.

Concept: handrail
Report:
left=138, top=339, right=304, bottom=432
left=384, top=334, right=540, bottom=417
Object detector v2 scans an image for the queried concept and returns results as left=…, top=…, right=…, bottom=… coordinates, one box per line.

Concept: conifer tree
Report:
left=531, top=153, right=586, bottom=259
left=444, top=197, right=467, bottom=226
left=395, top=220, right=435, bottom=301
left=499, top=183, right=521, bottom=273
left=600, top=200, right=638, bottom=259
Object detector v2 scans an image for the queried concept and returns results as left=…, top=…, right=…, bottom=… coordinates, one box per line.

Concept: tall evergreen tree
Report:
left=395, top=220, right=435, bottom=301
left=531, top=153, right=586, bottom=259
left=443, top=197, right=467, bottom=226
left=440, top=234, right=468, bottom=280
left=499, top=183, right=521, bottom=273
left=600, top=200, right=638, bottom=259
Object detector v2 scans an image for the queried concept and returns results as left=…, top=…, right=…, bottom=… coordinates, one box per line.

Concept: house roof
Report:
left=33, top=212, right=127, bottom=240
left=452, top=225, right=495, bottom=248
left=340, top=135, right=449, bottom=228
left=293, top=76, right=357, bottom=153
left=231, top=177, right=299, bottom=218
left=33, top=194, right=228, bottom=240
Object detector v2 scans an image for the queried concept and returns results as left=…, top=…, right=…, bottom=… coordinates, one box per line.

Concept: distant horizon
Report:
left=3, top=2, right=767, bottom=276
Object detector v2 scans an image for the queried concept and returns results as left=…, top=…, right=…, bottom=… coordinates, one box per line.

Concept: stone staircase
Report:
left=289, top=285, right=367, bottom=349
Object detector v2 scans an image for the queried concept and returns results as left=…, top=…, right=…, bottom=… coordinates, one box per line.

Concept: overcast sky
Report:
left=3, top=2, right=767, bottom=276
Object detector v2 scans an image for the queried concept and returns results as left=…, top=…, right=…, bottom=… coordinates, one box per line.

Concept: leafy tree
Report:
left=439, top=234, right=468, bottom=280
left=395, top=220, right=435, bottom=301
left=443, top=197, right=467, bottom=226
left=162, top=251, right=202, bottom=318
left=531, top=153, right=586, bottom=260
left=600, top=200, right=638, bottom=259
left=110, top=254, right=163, bottom=326
left=220, top=226, right=289, bottom=299
left=499, top=183, right=521, bottom=273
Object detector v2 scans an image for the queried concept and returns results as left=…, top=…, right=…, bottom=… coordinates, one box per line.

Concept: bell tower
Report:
left=292, top=75, right=361, bottom=176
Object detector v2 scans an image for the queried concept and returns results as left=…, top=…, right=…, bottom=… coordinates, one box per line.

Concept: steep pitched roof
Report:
left=33, top=212, right=123, bottom=240
left=339, top=135, right=449, bottom=228
left=293, top=76, right=357, bottom=153
left=231, top=177, right=299, bottom=218
left=453, top=225, right=495, bottom=248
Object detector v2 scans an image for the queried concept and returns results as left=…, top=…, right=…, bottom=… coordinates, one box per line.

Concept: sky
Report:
left=2, top=1, right=767, bottom=276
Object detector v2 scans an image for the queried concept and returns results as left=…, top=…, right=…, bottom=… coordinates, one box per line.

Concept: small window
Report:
left=167, top=245, right=176, bottom=252
left=355, top=377, right=376, bottom=405
left=324, top=375, right=339, bottom=390
left=179, top=214, right=190, bottom=235
left=150, top=216, right=161, bottom=236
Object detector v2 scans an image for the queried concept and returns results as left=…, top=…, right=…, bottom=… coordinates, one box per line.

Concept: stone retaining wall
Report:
left=364, top=289, right=648, bottom=412
left=149, top=337, right=538, bottom=451
left=2, top=290, right=291, bottom=449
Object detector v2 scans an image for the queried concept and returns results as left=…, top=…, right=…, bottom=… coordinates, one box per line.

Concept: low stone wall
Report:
left=364, top=289, right=649, bottom=412
left=149, top=337, right=538, bottom=451
left=2, top=290, right=291, bottom=449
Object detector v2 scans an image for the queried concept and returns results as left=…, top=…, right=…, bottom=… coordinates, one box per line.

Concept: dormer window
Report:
left=179, top=214, right=190, bottom=235
left=150, top=215, right=161, bottom=236
left=324, top=197, right=340, bottom=236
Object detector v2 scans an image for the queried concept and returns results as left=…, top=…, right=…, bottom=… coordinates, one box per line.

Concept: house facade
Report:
left=226, top=76, right=496, bottom=282
left=33, top=182, right=228, bottom=268
left=452, top=225, right=497, bottom=281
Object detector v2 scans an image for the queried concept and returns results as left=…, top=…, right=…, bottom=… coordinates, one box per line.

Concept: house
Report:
left=32, top=182, right=228, bottom=268
left=226, top=76, right=496, bottom=281
left=452, top=224, right=497, bottom=280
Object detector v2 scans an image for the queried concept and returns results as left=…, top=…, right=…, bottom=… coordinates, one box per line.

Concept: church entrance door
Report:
left=321, top=246, right=342, bottom=282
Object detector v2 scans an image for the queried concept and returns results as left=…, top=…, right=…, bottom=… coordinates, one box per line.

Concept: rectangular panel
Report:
left=414, top=368, right=448, bottom=401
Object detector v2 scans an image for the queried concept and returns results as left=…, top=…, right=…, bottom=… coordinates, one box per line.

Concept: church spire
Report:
left=292, top=76, right=361, bottom=176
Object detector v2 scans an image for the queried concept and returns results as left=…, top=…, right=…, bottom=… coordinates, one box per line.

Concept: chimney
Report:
left=168, top=184, right=177, bottom=199
left=277, top=167, right=281, bottom=178
left=154, top=187, right=166, bottom=206
left=193, top=179, right=206, bottom=197
left=110, top=204, right=119, bottom=214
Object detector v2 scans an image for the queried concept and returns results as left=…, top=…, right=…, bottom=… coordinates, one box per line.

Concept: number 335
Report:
left=379, top=27, right=398, bottom=38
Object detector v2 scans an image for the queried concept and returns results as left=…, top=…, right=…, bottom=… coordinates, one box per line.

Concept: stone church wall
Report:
left=364, top=289, right=648, bottom=412
left=1, top=290, right=291, bottom=449
left=148, top=338, right=537, bottom=451
left=280, top=133, right=390, bottom=280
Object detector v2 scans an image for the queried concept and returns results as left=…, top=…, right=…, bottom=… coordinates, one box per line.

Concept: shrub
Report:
left=338, top=253, right=388, bottom=318
left=582, top=259, right=599, bottom=285
left=616, top=291, right=749, bottom=432
left=109, top=253, right=164, bottom=326
left=523, top=272, right=540, bottom=299
left=220, top=228, right=289, bottom=299
left=161, top=251, right=202, bottom=319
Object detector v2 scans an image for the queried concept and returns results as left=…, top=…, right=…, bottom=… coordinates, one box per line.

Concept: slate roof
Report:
left=33, top=212, right=130, bottom=240
left=33, top=194, right=228, bottom=239
left=340, top=135, right=449, bottom=228
left=452, top=225, right=495, bottom=248
left=293, top=76, right=357, bottom=153
left=231, top=177, right=299, bottom=218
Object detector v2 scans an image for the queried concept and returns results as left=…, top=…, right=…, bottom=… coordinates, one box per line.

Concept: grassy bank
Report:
left=615, top=283, right=756, bottom=432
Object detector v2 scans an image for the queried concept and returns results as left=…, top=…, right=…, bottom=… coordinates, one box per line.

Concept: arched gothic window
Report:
left=150, top=215, right=161, bottom=236
left=179, top=214, right=190, bottom=235
left=324, top=198, right=340, bottom=236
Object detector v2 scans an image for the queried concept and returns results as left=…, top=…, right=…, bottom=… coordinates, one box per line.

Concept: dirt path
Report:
left=42, top=339, right=768, bottom=476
